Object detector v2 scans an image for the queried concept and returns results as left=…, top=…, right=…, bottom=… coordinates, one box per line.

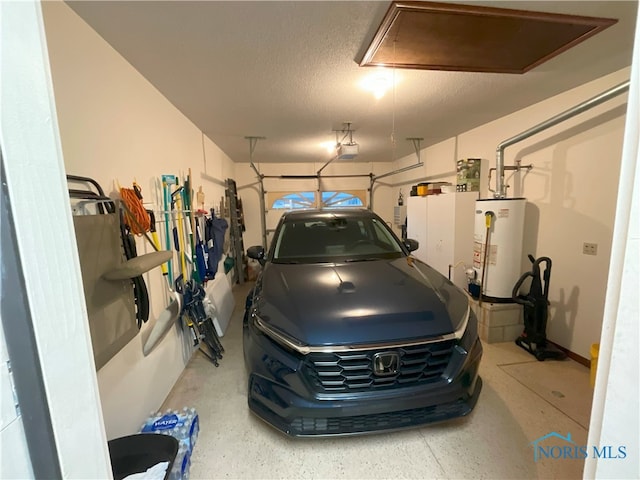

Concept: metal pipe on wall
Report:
left=237, top=180, right=261, bottom=190
left=495, top=80, right=630, bottom=198
left=370, top=164, right=428, bottom=210
left=373, top=161, right=424, bottom=182
left=385, top=171, right=456, bottom=188
left=369, top=138, right=424, bottom=208
left=369, top=176, right=378, bottom=210
left=200, top=172, right=227, bottom=187
left=261, top=174, right=371, bottom=179
left=371, top=137, right=424, bottom=183
left=245, top=136, right=268, bottom=248
left=257, top=175, right=267, bottom=248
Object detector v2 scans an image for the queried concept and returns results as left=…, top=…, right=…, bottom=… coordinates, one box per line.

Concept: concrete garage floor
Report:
left=163, top=282, right=593, bottom=479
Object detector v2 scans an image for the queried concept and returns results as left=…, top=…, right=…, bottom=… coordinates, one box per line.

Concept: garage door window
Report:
left=270, top=191, right=365, bottom=210
left=321, top=191, right=364, bottom=208
left=271, top=192, right=315, bottom=209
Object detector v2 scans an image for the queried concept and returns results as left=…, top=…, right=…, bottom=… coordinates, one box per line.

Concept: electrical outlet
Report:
left=583, top=242, right=598, bottom=256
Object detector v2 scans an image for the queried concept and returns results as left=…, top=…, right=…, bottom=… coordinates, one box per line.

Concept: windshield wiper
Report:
left=344, top=257, right=379, bottom=263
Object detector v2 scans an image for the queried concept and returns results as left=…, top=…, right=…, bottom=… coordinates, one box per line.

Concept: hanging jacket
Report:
left=205, top=210, right=228, bottom=280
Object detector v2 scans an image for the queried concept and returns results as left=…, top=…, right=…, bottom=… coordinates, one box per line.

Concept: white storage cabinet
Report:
left=406, top=192, right=478, bottom=290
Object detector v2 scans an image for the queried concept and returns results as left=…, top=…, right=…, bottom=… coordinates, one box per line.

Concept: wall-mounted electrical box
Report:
left=393, top=205, right=407, bottom=226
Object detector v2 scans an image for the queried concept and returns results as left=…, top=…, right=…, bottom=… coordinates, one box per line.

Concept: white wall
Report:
left=2, top=1, right=111, bottom=476
left=586, top=6, right=640, bottom=476
left=42, top=2, right=235, bottom=439
left=393, top=69, right=630, bottom=359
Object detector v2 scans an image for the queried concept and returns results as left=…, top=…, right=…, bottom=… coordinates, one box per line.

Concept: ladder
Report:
left=225, top=178, right=245, bottom=284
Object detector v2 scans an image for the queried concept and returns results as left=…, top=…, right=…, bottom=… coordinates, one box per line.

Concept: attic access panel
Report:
left=359, top=1, right=617, bottom=73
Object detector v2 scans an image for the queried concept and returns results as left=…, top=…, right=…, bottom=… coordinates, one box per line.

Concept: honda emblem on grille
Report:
left=372, top=352, right=400, bottom=377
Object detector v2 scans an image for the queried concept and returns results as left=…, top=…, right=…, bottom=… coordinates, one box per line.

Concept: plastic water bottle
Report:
left=139, top=406, right=199, bottom=473
left=183, top=407, right=199, bottom=451
left=168, top=442, right=191, bottom=480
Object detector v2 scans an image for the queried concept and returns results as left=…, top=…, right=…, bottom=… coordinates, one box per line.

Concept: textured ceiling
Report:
left=66, top=1, right=637, bottom=164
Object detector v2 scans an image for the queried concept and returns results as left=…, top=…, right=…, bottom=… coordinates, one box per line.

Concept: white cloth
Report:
left=123, top=461, right=169, bottom=480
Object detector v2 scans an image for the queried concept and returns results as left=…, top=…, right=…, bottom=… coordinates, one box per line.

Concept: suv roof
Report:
left=280, top=208, right=373, bottom=221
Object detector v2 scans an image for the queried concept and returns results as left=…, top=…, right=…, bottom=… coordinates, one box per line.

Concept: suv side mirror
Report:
left=404, top=238, right=419, bottom=252
left=247, top=245, right=266, bottom=265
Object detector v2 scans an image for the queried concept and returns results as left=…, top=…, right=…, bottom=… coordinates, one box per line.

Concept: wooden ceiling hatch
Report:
left=359, top=1, right=618, bottom=74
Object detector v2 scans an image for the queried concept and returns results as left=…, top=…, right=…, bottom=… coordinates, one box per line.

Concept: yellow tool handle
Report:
left=485, top=211, right=494, bottom=228
left=150, top=230, right=168, bottom=276
left=175, top=196, right=188, bottom=280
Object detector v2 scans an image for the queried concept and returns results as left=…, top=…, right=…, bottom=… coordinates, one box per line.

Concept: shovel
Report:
left=118, top=201, right=183, bottom=355
left=142, top=293, right=182, bottom=355
left=144, top=210, right=183, bottom=355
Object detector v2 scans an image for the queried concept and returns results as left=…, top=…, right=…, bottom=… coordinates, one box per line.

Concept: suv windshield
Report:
left=271, top=214, right=405, bottom=264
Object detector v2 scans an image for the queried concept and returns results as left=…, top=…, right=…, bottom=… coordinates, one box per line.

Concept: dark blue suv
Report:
left=243, top=209, right=482, bottom=436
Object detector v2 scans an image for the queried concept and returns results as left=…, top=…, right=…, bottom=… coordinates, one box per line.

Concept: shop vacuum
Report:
left=512, top=255, right=566, bottom=361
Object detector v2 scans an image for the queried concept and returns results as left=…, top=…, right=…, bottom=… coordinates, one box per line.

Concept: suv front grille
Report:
left=302, top=340, right=455, bottom=392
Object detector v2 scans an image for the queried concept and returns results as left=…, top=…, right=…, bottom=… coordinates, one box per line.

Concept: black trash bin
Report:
left=107, top=433, right=179, bottom=480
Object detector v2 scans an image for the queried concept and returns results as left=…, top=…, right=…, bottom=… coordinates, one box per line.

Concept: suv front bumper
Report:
left=245, top=334, right=483, bottom=437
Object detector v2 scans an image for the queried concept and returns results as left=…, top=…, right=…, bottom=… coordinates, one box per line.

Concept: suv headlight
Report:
left=252, top=312, right=310, bottom=355
left=457, top=306, right=478, bottom=352
left=453, top=304, right=470, bottom=340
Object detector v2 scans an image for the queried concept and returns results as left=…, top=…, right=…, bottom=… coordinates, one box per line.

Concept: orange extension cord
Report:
left=120, top=182, right=151, bottom=234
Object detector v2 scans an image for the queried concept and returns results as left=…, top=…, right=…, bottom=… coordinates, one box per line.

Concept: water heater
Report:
left=473, top=198, right=526, bottom=300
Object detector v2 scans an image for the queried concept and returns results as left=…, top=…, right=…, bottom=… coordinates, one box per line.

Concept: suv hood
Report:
left=254, top=258, right=468, bottom=347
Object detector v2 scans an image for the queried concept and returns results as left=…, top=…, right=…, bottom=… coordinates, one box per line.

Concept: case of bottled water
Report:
left=139, top=407, right=199, bottom=480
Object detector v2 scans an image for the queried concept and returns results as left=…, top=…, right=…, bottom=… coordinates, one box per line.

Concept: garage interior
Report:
left=1, top=1, right=639, bottom=479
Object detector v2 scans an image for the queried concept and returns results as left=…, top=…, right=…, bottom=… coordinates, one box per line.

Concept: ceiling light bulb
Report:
left=320, top=141, right=336, bottom=154
left=359, top=68, right=397, bottom=99
left=373, top=84, right=387, bottom=99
